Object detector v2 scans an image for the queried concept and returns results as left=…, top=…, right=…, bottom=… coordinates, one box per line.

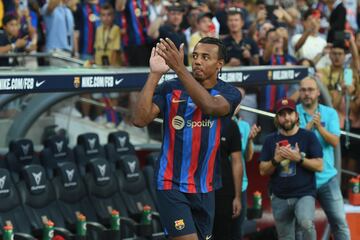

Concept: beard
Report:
left=302, top=97, right=315, bottom=108
left=279, top=120, right=297, bottom=131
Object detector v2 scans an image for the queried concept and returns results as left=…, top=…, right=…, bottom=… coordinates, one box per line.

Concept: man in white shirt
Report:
left=291, top=9, right=327, bottom=61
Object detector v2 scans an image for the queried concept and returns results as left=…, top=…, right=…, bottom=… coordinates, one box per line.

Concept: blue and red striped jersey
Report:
left=76, top=3, right=101, bottom=55
left=117, top=0, right=150, bottom=47
left=152, top=78, right=241, bottom=193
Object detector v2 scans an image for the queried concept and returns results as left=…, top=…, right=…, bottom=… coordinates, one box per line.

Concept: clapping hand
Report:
left=149, top=47, right=169, bottom=75
left=156, top=38, right=185, bottom=72
left=279, top=143, right=301, bottom=162
left=249, top=124, right=261, bottom=140
left=274, top=143, right=285, bottom=163
left=312, top=113, right=321, bottom=129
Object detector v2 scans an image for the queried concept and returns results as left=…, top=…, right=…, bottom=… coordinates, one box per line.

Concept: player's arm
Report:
left=132, top=48, right=167, bottom=127
left=156, top=38, right=239, bottom=116
left=132, top=73, right=161, bottom=127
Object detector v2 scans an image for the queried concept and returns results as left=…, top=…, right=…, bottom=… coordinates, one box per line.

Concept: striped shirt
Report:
left=153, top=78, right=241, bottom=193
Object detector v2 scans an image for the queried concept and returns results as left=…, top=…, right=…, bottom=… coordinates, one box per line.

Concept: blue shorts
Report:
left=156, top=190, right=215, bottom=239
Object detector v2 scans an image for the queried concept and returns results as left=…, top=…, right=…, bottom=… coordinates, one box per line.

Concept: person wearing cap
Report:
left=188, top=12, right=215, bottom=65
left=296, top=77, right=350, bottom=239
left=0, top=13, right=28, bottom=66
left=147, top=2, right=188, bottom=65
left=259, top=98, right=323, bottom=240
left=223, top=7, right=259, bottom=67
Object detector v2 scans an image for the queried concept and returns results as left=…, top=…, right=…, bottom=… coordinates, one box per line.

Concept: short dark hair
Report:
left=101, top=2, right=114, bottom=12
left=2, top=14, right=17, bottom=26
left=197, top=37, right=227, bottom=60
left=227, top=7, right=244, bottom=20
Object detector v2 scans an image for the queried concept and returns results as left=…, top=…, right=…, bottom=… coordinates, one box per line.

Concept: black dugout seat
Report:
left=5, top=139, right=40, bottom=182
left=114, top=153, right=164, bottom=239
left=52, top=162, right=98, bottom=227
left=0, top=168, right=35, bottom=240
left=116, top=154, right=157, bottom=220
left=74, top=133, right=107, bottom=176
left=83, top=158, right=137, bottom=238
left=105, top=131, right=135, bottom=170
left=52, top=161, right=114, bottom=240
left=17, top=164, right=74, bottom=239
left=41, top=135, right=76, bottom=179
left=143, top=152, right=160, bottom=208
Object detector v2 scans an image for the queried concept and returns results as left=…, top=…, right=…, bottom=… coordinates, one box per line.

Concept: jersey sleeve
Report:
left=152, top=80, right=170, bottom=113
left=219, top=85, right=242, bottom=116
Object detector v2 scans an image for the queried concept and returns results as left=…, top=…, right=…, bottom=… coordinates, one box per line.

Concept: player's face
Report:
left=192, top=43, right=223, bottom=82
left=277, top=109, right=298, bottom=131
left=299, top=78, right=320, bottom=108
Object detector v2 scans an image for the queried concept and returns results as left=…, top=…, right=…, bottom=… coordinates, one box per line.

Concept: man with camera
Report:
left=259, top=98, right=323, bottom=240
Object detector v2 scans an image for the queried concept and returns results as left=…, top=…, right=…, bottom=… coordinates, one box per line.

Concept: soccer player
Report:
left=132, top=37, right=242, bottom=240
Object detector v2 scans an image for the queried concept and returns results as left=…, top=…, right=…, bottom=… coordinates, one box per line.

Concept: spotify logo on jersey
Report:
left=172, top=116, right=185, bottom=130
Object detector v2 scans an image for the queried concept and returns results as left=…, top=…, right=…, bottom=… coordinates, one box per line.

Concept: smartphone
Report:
left=278, top=139, right=289, bottom=147
left=344, top=68, right=353, bottom=86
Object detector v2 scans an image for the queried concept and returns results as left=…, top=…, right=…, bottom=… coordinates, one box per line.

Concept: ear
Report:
left=217, top=59, right=224, bottom=71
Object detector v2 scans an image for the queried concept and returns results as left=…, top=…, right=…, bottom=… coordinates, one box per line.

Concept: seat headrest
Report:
left=78, top=133, right=101, bottom=155
left=45, top=135, right=68, bottom=158
left=89, top=158, right=111, bottom=186
left=56, top=162, right=79, bottom=189
left=108, top=131, right=134, bottom=153
left=9, top=139, right=34, bottom=162
left=0, top=168, right=11, bottom=198
left=22, top=165, right=46, bottom=195
left=118, top=155, right=140, bottom=182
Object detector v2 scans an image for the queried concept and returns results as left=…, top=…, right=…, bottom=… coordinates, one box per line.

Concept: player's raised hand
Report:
left=156, top=38, right=185, bottom=72
left=150, top=46, right=169, bottom=75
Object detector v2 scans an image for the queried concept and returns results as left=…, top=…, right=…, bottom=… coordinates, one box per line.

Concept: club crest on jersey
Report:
left=174, top=219, right=185, bottom=230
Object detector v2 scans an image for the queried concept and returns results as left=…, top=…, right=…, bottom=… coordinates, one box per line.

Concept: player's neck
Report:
left=200, top=76, right=218, bottom=89
left=279, top=125, right=299, bottom=136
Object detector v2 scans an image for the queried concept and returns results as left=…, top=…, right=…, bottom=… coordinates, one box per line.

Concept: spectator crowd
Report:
left=0, top=0, right=360, bottom=238
left=0, top=0, right=359, bottom=178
